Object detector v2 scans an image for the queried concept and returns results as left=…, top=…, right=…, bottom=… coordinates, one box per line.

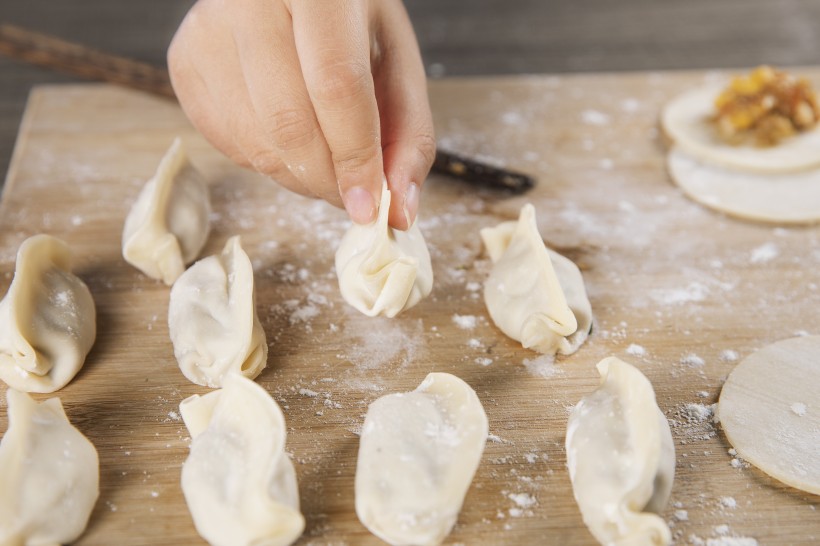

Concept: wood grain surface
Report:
left=0, top=72, right=819, bottom=545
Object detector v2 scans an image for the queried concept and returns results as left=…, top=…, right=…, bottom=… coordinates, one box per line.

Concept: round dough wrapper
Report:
left=667, top=146, right=820, bottom=224
left=661, top=83, right=820, bottom=174
left=718, top=336, right=820, bottom=495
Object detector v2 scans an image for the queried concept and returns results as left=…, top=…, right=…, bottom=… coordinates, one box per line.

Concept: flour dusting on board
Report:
left=750, top=243, right=779, bottom=264
left=651, top=282, right=709, bottom=305
left=342, top=317, right=424, bottom=370
left=523, top=355, right=562, bottom=378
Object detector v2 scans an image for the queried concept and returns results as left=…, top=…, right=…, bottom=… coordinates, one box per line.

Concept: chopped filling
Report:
left=714, top=66, right=820, bottom=146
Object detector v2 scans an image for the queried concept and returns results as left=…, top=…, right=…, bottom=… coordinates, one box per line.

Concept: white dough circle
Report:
left=661, top=83, right=820, bottom=174
left=667, top=146, right=820, bottom=224
left=718, top=336, right=820, bottom=495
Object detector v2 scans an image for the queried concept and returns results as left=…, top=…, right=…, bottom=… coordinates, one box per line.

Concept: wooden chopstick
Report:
left=0, top=23, right=535, bottom=193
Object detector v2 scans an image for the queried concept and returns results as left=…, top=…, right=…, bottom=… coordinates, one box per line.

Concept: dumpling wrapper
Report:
left=355, top=372, right=488, bottom=546
left=661, top=82, right=820, bottom=174
left=667, top=145, right=820, bottom=224
left=335, top=182, right=433, bottom=317
left=566, top=357, right=675, bottom=546
left=0, top=389, right=99, bottom=545
left=122, top=137, right=211, bottom=285
left=718, top=335, right=820, bottom=495
left=0, top=234, right=96, bottom=393
left=180, top=373, right=305, bottom=546
left=481, top=203, right=592, bottom=355
left=169, top=236, right=267, bottom=388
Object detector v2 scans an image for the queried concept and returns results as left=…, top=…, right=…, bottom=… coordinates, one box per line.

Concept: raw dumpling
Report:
left=168, top=236, right=267, bottom=388
left=122, top=137, right=211, bottom=285
left=0, top=389, right=99, bottom=545
left=179, top=372, right=305, bottom=546
left=335, top=181, right=433, bottom=317
left=481, top=204, right=592, bottom=355
left=355, top=372, right=488, bottom=546
left=565, top=357, right=675, bottom=546
left=0, top=234, right=96, bottom=393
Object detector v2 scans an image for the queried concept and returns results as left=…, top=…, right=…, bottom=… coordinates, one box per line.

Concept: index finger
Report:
left=290, top=0, right=384, bottom=224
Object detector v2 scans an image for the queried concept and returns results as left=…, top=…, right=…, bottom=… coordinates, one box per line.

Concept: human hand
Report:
left=168, top=0, right=435, bottom=230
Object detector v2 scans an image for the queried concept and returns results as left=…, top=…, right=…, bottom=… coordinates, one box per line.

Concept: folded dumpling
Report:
left=0, top=389, right=99, bottom=545
left=122, top=137, right=211, bottom=285
left=355, top=372, right=488, bottom=546
left=180, top=373, right=305, bottom=546
left=565, top=357, right=675, bottom=546
left=481, top=203, right=592, bottom=355
left=0, top=234, right=96, bottom=393
left=335, top=182, right=433, bottom=317
left=169, top=236, right=267, bottom=388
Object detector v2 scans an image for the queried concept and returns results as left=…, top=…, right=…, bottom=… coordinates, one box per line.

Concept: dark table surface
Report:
left=2, top=0, right=820, bottom=181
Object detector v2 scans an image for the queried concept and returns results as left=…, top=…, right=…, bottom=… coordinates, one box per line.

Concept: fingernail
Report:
left=403, top=183, right=420, bottom=227
left=343, top=186, right=377, bottom=224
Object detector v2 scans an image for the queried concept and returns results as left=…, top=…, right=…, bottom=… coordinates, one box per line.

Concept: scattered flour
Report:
left=508, top=492, right=537, bottom=509
left=670, top=402, right=716, bottom=444
left=790, top=402, right=807, bottom=416
left=719, top=496, right=737, bottom=509
left=750, top=243, right=779, bottom=264
left=706, top=539, right=758, bottom=546
left=452, top=314, right=478, bottom=329
left=681, top=403, right=712, bottom=423
left=581, top=109, right=611, bottom=126
left=523, top=355, right=561, bottom=379
left=621, top=98, right=641, bottom=113
left=465, top=281, right=481, bottom=292
left=626, top=343, right=646, bottom=357
left=720, top=350, right=739, bottom=362
left=475, top=357, right=493, bottom=367
left=343, top=317, right=423, bottom=370
left=674, top=509, right=689, bottom=521
left=299, top=388, right=319, bottom=398
left=680, top=354, right=705, bottom=368
left=651, top=282, right=709, bottom=305
left=689, top=525, right=759, bottom=546
left=289, top=304, right=320, bottom=324
left=467, top=338, right=482, bottom=349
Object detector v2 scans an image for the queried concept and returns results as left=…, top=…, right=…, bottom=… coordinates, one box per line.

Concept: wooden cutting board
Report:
left=1, top=71, right=818, bottom=545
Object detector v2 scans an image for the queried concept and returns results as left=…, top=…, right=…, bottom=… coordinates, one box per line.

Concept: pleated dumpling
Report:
left=180, top=373, right=305, bottom=546
left=168, top=236, right=267, bottom=388
left=0, top=235, right=96, bottom=393
left=0, top=389, right=99, bottom=545
left=355, top=372, right=488, bottom=545
left=565, top=357, right=675, bottom=546
left=122, top=137, right=211, bottom=285
left=481, top=204, right=592, bottom=355
left=335, top=182, right=433, bottom=317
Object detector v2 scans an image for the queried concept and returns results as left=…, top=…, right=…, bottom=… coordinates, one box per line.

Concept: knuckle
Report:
left=332, top=141, right=381, bottom=173
left=267, top=108, right=319, bottom=152
left=311, top=59, right=371, bottom=104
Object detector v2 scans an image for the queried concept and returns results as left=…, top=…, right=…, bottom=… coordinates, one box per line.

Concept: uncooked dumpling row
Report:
left=355, top=372, right=488, bottom=546
left=0, top=389, right=99, bottom=545
left=180, top=373, right=305, bottom=546
left=0, top=234, right=96, bottom=393
left=335, top=182, right=433, bottom=317
left=565, top=357, right=675, bottom=546
left=481, top=204, right=592, bottom=355
left=122, top=137, right=211, bottom=285
left=168, top=236, right=267, bottom=388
